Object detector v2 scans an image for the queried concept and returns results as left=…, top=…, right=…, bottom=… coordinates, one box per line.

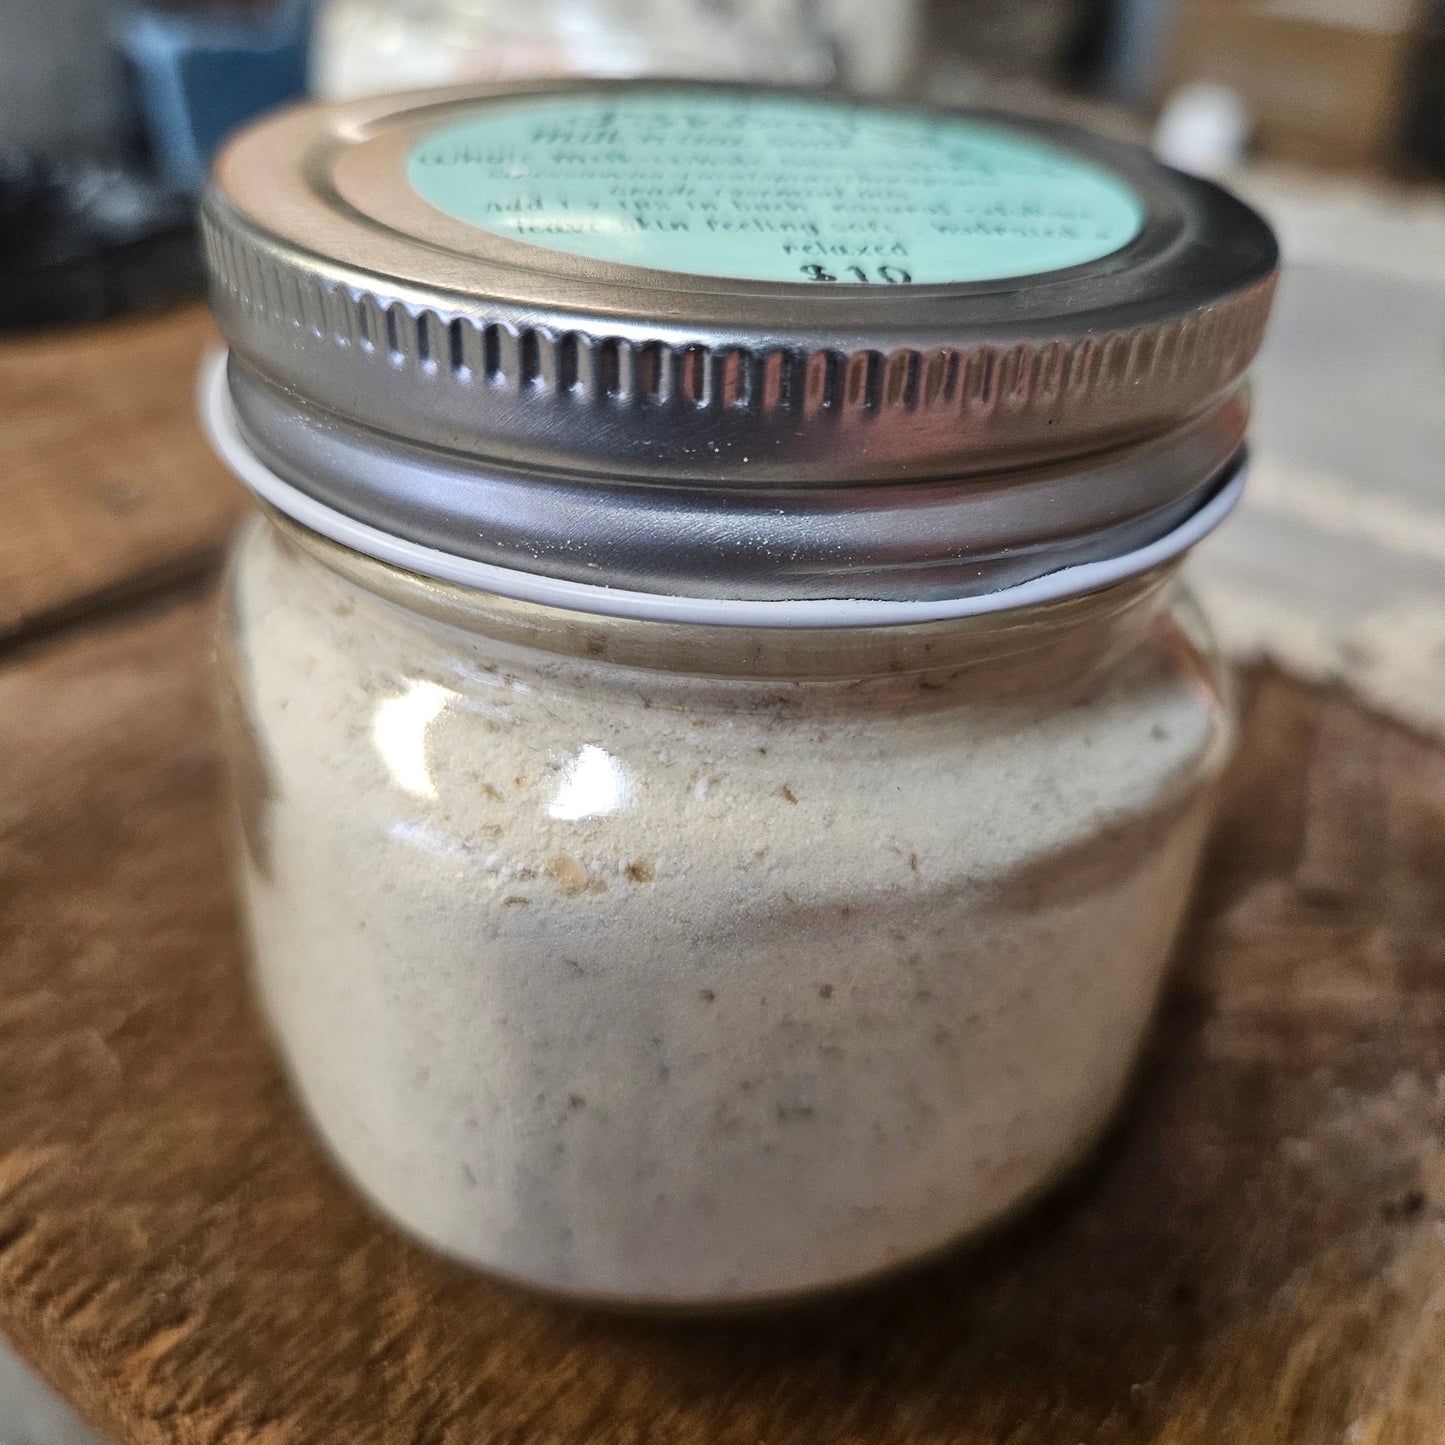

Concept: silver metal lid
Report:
left=201, top=81, right=1277, bottom=602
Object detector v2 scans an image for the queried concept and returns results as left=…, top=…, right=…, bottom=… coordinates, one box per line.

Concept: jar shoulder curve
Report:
left=220, top=517, right=1233, bottom=897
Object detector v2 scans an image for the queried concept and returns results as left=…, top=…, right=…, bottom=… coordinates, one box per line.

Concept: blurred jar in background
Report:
left=311, top=0, right=839, bottom=98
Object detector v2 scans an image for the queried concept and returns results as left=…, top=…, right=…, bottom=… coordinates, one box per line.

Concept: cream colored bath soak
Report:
left=202, top=81, right=1277, bottom=1307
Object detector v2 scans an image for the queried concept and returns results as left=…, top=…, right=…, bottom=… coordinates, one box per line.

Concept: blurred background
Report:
left=7, top=0, right=1445, bottom=198
left=5, top=0, right=1445, bottom=257
left=2, top=1, right=1444, bottom=1440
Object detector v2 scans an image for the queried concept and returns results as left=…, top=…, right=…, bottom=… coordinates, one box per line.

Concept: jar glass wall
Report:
left=218, top=510, right=1233, bottom=1307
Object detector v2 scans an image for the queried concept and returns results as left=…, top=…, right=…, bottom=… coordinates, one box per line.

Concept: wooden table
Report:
left=2, top=307, right=1444, bottom=1445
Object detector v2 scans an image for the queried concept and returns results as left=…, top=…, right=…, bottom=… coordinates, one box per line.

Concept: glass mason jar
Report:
left=201, top=82, right=1277, bottom=1307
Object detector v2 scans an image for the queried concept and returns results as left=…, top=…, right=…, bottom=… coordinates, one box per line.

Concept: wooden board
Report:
left=0, top=308, right=242, bottom=648
left=0, top=583, right=1442, bottom=1445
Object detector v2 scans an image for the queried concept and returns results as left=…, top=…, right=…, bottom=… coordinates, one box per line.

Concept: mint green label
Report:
left=407, top=91, right=1145, bottom=286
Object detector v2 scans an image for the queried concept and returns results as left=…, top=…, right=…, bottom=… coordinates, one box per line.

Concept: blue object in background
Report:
left=1099, top=0, right=1181, bottom=105
left=118, top=0, right=312, bottom=193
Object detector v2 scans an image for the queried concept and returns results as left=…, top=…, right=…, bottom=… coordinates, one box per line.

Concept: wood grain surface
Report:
left=0, top=581, right=1442, bottom=1444
left=0, top=308, right=241, bottom=648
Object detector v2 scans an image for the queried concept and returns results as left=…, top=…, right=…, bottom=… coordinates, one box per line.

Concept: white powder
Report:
left=223, top=518, right=1231, bottom=1306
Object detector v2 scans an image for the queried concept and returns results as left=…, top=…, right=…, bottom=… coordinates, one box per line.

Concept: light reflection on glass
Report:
left=548, top=744, right=631, bottom=821
left=388, top=818, right=468, bottom=858
left=373, top=679, right=457, bottom=799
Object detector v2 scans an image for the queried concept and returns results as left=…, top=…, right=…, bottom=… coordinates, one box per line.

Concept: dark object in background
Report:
left=1402, top=0, right=1445, bottom=175
left=0, top=0, right=130, bottom=156
left=1091, top=0, right=1178, bottom=103
left=929, top=0, right=1082, bottom=80
left=119, top=0, right=311, bottom=193
left=0, top=0, right=311, bottom=329
left=0, top=151, right=201, bottom=329
left=1059, top=0, right=1118, bottom=89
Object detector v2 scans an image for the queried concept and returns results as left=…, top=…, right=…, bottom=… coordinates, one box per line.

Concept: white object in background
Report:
left=311, top=0, right=566, bottom=96
left=813, top=0, right=923, bottom=95
left=0, top=1338, right=102, bottom=1445
left=310, top=0, right=834, bottom=100
left=1155, top=83, right=1252, bottom=177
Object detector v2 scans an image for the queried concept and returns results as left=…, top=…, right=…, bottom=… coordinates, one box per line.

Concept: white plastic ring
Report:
left=200, top=349, right=1244, bottom=629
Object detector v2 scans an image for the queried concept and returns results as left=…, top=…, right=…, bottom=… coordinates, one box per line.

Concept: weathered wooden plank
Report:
left=0, top=308, right=241, bottom=646
left=0, top=591, right=1441, bottom=1444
